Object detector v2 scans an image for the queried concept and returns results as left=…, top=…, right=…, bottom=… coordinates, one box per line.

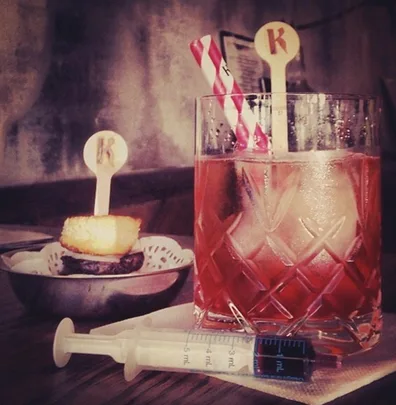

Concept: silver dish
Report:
left=0, top=236, right=193, bottom=321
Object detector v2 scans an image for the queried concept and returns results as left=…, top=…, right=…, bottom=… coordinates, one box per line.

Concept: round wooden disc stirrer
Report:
left=254, top=21, right=300, bottom=154
left=83, top=131, right=128, bottom=216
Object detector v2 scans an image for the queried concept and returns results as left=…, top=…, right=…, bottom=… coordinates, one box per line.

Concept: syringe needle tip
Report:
left=315, top=353, right=343, bottom=369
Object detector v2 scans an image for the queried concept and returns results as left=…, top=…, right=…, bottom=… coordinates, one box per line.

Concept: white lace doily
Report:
left=5, top=236, right=194, bottom=277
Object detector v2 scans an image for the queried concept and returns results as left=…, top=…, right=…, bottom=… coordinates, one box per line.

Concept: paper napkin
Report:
left=91, top=303, right=396, bottom=405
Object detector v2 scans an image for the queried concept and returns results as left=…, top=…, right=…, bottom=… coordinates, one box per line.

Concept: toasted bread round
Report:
left=60, top=215, right=141, bottom=256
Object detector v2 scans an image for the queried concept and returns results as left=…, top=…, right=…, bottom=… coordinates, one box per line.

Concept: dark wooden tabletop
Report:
left=1, top=225, right=396, bottom=405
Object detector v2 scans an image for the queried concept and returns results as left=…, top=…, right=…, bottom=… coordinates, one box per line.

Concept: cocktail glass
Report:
left=194, top=93, right=381, bottom=356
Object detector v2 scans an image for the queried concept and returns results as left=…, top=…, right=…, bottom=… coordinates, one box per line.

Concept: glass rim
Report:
left=197, top=92, right=380, bottom=101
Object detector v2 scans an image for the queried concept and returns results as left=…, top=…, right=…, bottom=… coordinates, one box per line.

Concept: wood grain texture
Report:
left=1, top=227, right=396, bottom=405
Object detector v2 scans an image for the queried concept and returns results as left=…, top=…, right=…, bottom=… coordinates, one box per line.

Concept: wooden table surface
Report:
left=1, top=225, right=396, bottom=405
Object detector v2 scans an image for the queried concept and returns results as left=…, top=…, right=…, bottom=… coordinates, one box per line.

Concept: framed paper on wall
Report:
left=219, top=30, right=268, bottom=93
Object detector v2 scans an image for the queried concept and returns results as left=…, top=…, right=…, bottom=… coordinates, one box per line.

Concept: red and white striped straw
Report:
left=189, top=35, right=269, bottom=151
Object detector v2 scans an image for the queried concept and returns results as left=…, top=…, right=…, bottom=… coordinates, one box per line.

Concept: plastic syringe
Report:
left=53, top=318, right=342, bottom=382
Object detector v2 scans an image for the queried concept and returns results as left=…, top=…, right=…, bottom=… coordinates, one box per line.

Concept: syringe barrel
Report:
left=132, top=328, right=256, bottom=375
left=131, top=330, right=321, bottom=381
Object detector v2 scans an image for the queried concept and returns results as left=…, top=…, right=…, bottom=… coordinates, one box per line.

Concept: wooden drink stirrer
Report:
left=83, top=131, right=128, bottom=216
left=254, top=21, right=300, bottom=154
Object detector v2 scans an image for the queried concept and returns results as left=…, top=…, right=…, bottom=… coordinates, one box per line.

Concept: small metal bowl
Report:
left=0, top=238, right=193, bottom=321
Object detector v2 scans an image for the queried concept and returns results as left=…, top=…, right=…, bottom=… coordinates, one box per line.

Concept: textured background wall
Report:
left=0, top=0, right=395, bottom=186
